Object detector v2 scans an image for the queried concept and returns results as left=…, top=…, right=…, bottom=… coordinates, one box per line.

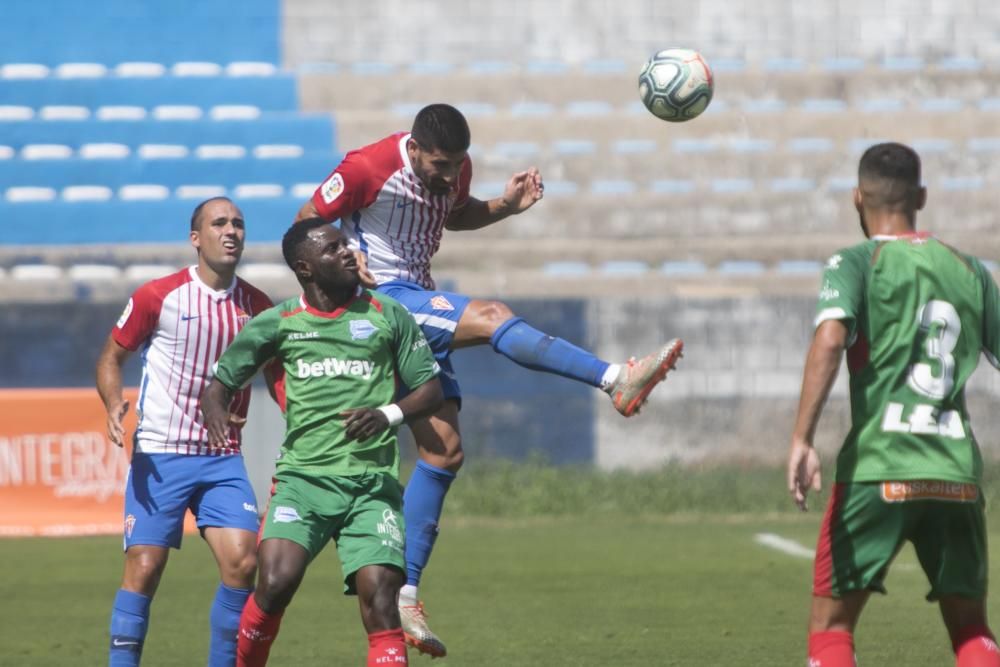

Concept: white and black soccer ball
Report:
left=638, top=49, right=714, bottom=122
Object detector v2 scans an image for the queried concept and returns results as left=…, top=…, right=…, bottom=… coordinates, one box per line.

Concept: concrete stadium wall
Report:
left=283, top=0, right=1000, bottom=65
left=11, top=293, right=1000, bottom=496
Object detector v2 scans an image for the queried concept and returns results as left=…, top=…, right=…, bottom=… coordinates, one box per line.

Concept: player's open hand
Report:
left=501, top=168, right=544, bottom=214
left=354, top=250, right=377, bottom=289
left=106, top=399, right=130, bottom=448
left=340, top=408, right=389, bottom=441
left=787, top=439, right=822, bottom=511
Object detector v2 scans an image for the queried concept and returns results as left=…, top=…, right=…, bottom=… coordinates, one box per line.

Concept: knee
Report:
left=361, top=582, right=402, bottom=628
left=124, top=550, right=168, bottom=593
left=224, top=550, right=257, bottom=588
left=255, top=567, right=295, bottom=613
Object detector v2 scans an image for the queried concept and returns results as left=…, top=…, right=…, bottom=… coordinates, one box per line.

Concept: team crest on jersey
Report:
left=235, top=306, right=251, bottom=326
left=124, top=513, right=136, bottom=538
left=320, top=173, right=345, bottom=204
left=116, top=298, right=134, bottom=329
left=825, top=254, right=843, bottom=270
left=430, top=295, right=454, bottom=311
left=349, top=319, right=377, bottom=340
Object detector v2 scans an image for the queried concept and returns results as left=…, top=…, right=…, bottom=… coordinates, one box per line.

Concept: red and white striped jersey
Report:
left=311, top=132, right=473, bottom=289
left=112, top=266, right=273, bottom=455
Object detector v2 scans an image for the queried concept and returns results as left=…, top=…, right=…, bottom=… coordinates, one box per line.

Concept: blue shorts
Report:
left=376, top=279, right=470, bottom=404
left=123, top=452, right=260, bottom=550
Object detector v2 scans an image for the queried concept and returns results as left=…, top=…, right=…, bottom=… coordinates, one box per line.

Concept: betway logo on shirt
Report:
left=296, top=357, right=376, bottom=380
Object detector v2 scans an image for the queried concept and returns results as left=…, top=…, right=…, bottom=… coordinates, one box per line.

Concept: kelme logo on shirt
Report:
left=296, top=357, right=376, bottom=380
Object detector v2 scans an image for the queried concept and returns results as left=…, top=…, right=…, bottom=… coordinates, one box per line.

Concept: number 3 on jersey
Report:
left=882, top=299, right=966, bottom=439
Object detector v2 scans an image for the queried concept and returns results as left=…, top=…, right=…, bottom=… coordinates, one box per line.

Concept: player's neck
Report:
left=304, top=284, right=356, bottom=312
left=195, top=261, right=236, bottom=291
left=863, top=211, right=916, bottom=238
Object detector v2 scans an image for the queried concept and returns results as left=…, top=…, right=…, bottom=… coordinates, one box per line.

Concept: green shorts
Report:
left=261, top=469, right=405, bottom=594
left=813, top=481, right=987, bottom=601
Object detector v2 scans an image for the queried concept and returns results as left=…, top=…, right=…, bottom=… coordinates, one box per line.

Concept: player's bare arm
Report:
left=445, top=168, right=544, bottom=231
left=788, top=319, right=848, bottom=510
left=201, top=378, right=236, bottom=448
left=95, top=335, right=133, bottom=447
left=341, top=377, right=444, bottom=442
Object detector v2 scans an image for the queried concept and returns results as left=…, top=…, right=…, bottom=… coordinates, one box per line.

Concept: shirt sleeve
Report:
left=814, top=248, right=865, bottom=338
left=976, top=259, right=1000, bottom=369
left=111, top=283, right=160, bottom=351
left=311, top=149, right=383, bottom=222
left=386, top=301, right=441, bottom=389
left=213, top=307, right=281, bottom=391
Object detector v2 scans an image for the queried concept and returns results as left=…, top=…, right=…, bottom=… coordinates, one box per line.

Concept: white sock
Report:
left=600, top=364, right=622, bottom=392
left=399, top=584, right=418, bottom=605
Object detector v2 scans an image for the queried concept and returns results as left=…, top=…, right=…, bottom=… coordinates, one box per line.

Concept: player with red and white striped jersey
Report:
left=295, top=104, right=683, bottom=656
left=96, top=197, right=279, bottom=667
left=788, top=143, right=1000, bottom=667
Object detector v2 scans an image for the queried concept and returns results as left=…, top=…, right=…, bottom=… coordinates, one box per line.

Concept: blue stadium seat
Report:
left=650, top=180, right=696, bottom=195
left=0, top=76, right=298, bottom=111
left=612, top=139, right=657, bottom=154
left=717, top=260, right=765, bottom=275
left=911, top=138, right=953, bottom=153
left=540, top=181, right=579, bottom=197
left=801, top=99, right=848, bottom=113
left=407, top=62, right=454, bottom=75
left=465, top=61, right=516, bottom=75
left=937, top=56, right=981, bottom=71
left=492, top=141, right=540, bottom=157
left=769, top=178, right=816, bottom=193
left=543, top=261, right=590, bottom=276
left=0, top=197, right=301, bottom=244
left=0, top=154, right=340, bottom=189
left=968, top=137, right=1000, bottom=152
left=939, top=177, right=984, bottom=191
left=787, top=137, right=835, bottom=153
left=590, top=180, right=637, bottom=196
left=821, top=57, right=865, bottom=72
left=708, top=58, right=746, bottom=73
left=729, top=138, right=774, bottom=153
left=600, top=261, right=648, bottom=276
left=553, top=140, right=596, bottom=155
left=566, top=101, right=613, bottom=116
left=920, top=98, right=963, bottom=112
left=743, top=99, right=787, bottom=113
left=350, top=62, right=396, bottom=76
left=524, top=61, right=569, bottom=75
left=881, top=56, right=924, bottom=71
left=0, top=114, right=335, bottom=151
left=764, top=57, right=805, bottom=72
left=660, top=260, right=707, bottom=275
left=711, top=179, right=754, bottom=194
left=776, top=260, right=822, bottom=274
left=582, top=59, right=627, bottom=74
left=0, top=0, right=279, bottom=66
left=860, top=99, right=905, bottom=113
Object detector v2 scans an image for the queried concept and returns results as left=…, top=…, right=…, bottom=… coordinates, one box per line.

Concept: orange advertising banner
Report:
left=0, top=387, right=191, bottom=537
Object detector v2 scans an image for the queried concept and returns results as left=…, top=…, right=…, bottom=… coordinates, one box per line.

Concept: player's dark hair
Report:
left=282, top=217, right=331, bottom=269
left=189, top=196, right=235, bottom=231
left=857, top=142, right=922, bottom=211
left=411, top=104, right=470, bottom=153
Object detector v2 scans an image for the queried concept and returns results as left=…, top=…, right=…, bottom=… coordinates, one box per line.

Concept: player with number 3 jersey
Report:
left=788, top=142, right=1000, bottom=667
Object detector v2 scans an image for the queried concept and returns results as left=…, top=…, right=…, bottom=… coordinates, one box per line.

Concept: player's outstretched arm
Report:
left=788, top=320, right=848, bottom=511
left=201, top=378, right=237, bottom=448
left=340, top=377, right=444, bottom=441
left=445, top=168, right=544, bottom=231
left=95, top=335, right=133, bottom=448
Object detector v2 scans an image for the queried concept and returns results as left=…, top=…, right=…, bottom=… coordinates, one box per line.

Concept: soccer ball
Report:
left=637, top=49, right=714, bottom=122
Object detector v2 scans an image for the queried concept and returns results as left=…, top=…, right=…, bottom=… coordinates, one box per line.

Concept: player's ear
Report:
left=852, top=187, right=863, bottom=213
left=190, top=228, right=201, bottom=251
left=914, top=186, right=927, bottom=211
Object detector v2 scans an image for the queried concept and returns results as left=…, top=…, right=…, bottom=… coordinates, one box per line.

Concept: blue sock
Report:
left=208, top=583, right=252, bottom=667
left=490, top=317, right=610, bottom=387
left=109, top=589, right=151, bottom=667
left=404, top=460, right=456, bottom=586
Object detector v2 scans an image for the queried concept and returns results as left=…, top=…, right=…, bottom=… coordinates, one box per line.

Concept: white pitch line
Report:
left=754, top=532, right=815, bottom=559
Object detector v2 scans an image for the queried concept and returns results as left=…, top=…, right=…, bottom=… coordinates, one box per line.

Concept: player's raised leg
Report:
left=455, top=298, right=683, bottom=417
left=109, top=546, right=168, bottom=667
left=203, top=527, right=258, bottom=667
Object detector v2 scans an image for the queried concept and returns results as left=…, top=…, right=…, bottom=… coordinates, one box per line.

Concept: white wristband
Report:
left=376, top=404, right=404, bottom=427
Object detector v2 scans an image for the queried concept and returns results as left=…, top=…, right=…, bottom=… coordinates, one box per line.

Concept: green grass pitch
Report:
left=4, top=464, right=1000, bottom=665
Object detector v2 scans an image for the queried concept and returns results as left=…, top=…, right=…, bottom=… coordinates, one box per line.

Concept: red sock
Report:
left=955, top=624, right=1000, bottom=667
left=808, top=630, right=856, bottom=667
left=368, top=628, right=408, bottom=666
left=236, top=594, right=284, bottom=667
